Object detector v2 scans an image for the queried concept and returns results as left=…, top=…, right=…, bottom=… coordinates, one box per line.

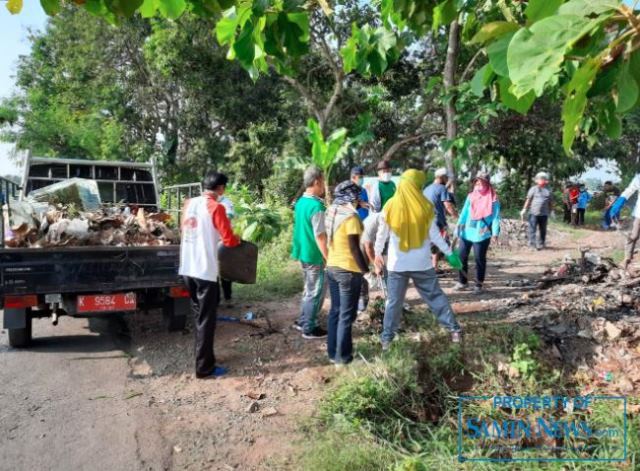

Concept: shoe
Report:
left=328, top=357, right=336, bottom=364
left=196, top=366, right=229, bottom=379
left=473, top=285, right=483, bottom=294
left=451, top=331, right=462, bottom=344
left=381, top=340, right=391, bottom=351
left=453, top=282, right=468, bottom=291
left=302, top=327, right=328, bottom=339
left=292, top=320, right=304, bottom=332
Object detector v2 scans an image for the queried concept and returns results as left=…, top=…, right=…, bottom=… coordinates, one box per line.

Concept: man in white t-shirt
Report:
left=179, top=171, right=240, bottom=379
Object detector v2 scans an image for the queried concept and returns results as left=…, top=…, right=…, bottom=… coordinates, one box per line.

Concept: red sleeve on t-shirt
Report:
left=206, top=196, right=240, bottom=247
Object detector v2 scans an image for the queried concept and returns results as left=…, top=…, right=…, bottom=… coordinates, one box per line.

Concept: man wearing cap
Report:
left=423, top=168, right=458, bottom=271
left=350, top=166, right=370, bottom=220
left=521, top=172, right=553, bottom=250
left=367, top=160, right=396, bottom=212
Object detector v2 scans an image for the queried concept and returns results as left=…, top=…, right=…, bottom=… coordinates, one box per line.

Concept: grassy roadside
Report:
left=234, top=228, right=302, bottom=302
left=295, top=310, right=639, bottom=470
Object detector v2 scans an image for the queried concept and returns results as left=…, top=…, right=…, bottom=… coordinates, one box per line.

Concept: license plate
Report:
left=77, top=292, right=137, bottom=313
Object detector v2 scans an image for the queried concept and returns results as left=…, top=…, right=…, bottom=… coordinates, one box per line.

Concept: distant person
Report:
left=561, top=182, right=573, bottom=224
left=609, top=174, right=640, bottom=270
left=423, top=168, right=458, bottom=272
left=291, top=166, right=329, bottom=339
left=569, top=183, right=580, bottom=226
left=367, top=160, right=396, bottom=212
left=325, top=181, right=369, bottom=366
left=179, top=171, right=241, bottom=379
left=575, top=183, right=592, bottom=226
left=374, top=169, right=463, bottom=350
left=603, top=180, right=621, bottom=230
left=521, top=172, right=553, bottom=250
left=350, top=166, right=370, bottom=220
left=453, top=172, right=501, bottom=293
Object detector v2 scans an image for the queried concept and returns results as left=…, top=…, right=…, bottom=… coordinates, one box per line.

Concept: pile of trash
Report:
left=537, top=248, right=622, bottom=288
left=494, top=219, right=529, bottom=249
left=3, top=179, right=178, bottom=248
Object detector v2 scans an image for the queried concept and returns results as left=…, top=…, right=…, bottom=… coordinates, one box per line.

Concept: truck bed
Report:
left=0, top=245, right=181, bottom=296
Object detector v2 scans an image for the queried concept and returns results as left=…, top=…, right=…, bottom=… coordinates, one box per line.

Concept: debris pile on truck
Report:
left=3, top=178, right=178, bottom=248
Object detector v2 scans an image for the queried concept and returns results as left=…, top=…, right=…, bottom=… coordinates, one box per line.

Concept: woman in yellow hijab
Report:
left=383, top=169, right=435, bottom=252
left=373, top=168, right=463, bottom=348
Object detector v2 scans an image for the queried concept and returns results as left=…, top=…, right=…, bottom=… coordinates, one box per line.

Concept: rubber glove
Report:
left=446, top=250, right=463, bottom=270
left=520, top=208, right=527, bottom=219
left=609, top=196, right=627, bottom=220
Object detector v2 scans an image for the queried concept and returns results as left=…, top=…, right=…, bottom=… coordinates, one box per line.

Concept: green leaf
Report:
left=561, top=57, right=601, bottom=154
left=605, top=112, right=622, bottom=139
left=106, top=0, right=144, bottom=17
left=615, top=63, right=639, bottom=113
left=216, top=8, right=239, bottom=45
left=469, top=21, right=518, bottom=45
left=507, top=15, right=594, bottom=98
left=558, top=0, right=620, bottom=16
left=587, top=60, right=621, bottom=97
left=6, top=0, right=23, bottom=15
left=234, top=21, right=256, bottom=69
left=40, top=0, right=61, bottom=15
left=525, top=0, right=563, bottom=24
left=498, top=77, right=535, bottom=114
left=470, top=63, right=494, bottom=97
left=487, top=32, right=513, bottom=77
left=157, top=0, right=186, bottom=19
left=139, top=0, right=157, bottom=18
left=433, top=0, right=457, bottom=31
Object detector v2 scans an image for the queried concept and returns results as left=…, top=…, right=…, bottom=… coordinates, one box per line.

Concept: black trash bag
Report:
left=218, top=241, right=258, bottom=284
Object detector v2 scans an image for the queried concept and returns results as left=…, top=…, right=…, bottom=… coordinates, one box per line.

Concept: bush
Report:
left=234, top=227, right=302, bottom=301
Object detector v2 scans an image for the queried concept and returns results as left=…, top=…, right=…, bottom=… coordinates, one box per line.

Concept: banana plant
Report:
left=306, top=118, right=350, bottom=201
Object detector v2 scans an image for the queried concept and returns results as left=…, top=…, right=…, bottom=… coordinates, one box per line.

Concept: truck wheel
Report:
left=8, top=315, right=32, bottom=348
left=163, top=297, right=188, bottom=332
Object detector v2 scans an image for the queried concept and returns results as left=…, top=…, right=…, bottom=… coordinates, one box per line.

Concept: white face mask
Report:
left=380, top=172, right=391, bottom=183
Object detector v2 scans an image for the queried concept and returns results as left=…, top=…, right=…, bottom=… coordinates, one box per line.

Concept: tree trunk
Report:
left=443, top=19, right=460, bottom=188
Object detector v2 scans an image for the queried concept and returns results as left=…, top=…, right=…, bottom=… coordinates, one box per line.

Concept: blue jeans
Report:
left=298, top=263, right=327, bottom=334
left=381, top=269, right=460, bottom=343
left=327, top=268, right=363, bottom=364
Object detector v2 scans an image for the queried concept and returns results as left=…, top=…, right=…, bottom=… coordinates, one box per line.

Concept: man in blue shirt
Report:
left=423, top=168, right=457, bottom=272
left=351, top=166, right=370, bottom=220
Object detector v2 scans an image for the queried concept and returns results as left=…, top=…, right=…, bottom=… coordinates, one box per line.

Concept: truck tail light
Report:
left=169, top=286, right=190, bottom=298
left=4, top=295, right=38, bottom=309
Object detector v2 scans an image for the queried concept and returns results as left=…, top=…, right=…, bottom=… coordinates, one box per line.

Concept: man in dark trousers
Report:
left=179, top=171, right=240, bottom=379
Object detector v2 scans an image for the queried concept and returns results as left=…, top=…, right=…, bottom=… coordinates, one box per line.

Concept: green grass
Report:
left=234, top=227, right=302, bottom=302
left=295, top=310, right=638, bottom=470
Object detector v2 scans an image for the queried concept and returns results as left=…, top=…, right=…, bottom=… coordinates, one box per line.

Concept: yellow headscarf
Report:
left=383, top=169, right=435, bottom=252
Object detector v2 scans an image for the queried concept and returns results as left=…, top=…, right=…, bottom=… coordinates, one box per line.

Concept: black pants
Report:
left=528, top=215, right=548, bottom=247
left=563, top=205, right=571, bottom=223
left=220, top=279, right=232, bottom=301
left=184, top=276, right=219, bottom=377
left=576, top=208, right=585, bottom=226
left=458, top=238, right=491, bottom=287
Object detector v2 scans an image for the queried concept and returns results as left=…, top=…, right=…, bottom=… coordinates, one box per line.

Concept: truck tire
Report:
left=163, top=297, right=188, bottom=332
left=8, top=315, right=32, bottom=348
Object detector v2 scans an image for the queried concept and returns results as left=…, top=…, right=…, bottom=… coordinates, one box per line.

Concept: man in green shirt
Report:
left=368, top=160, right=397, bottom=212
left=292, top=166, right=329, bottom=339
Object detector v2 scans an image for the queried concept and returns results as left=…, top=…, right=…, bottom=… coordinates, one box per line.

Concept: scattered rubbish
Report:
left=173, top=445, right=183, bottom=454
left=599, top=372, right=614, bottom=382
left=243, top=311, right=256, bottom=321
left=28, top=178, right=102, bottom=211
left=246, top=391, right=265, bottom=400
left=261, top=407, right=278, bottom=417
left=125, top=391, right=143, bottom=400
left=246, top=401, right=260, bottom=413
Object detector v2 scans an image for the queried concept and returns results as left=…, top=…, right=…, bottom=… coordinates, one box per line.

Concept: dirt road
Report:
left=0, top=221, right=629, bottom=470
left=0, top=316, right=171, bottom=471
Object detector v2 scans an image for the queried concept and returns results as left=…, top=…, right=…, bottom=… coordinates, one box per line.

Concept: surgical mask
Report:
left=380, top=172, right=391, bottom=183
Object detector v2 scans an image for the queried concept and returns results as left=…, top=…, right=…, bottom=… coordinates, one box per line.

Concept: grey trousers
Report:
left=298, top=263, right=327, bottom=333
left=625, top=217, right=640, bottom=262
left=381, top=269, right=461, bottom=343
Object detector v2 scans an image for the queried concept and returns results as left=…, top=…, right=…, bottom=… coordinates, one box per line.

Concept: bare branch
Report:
left=381, top=130, right=445, bottom=162
left=282, top=75, right=324, bottom=124
left=460, top=48, right=485, bottom=84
